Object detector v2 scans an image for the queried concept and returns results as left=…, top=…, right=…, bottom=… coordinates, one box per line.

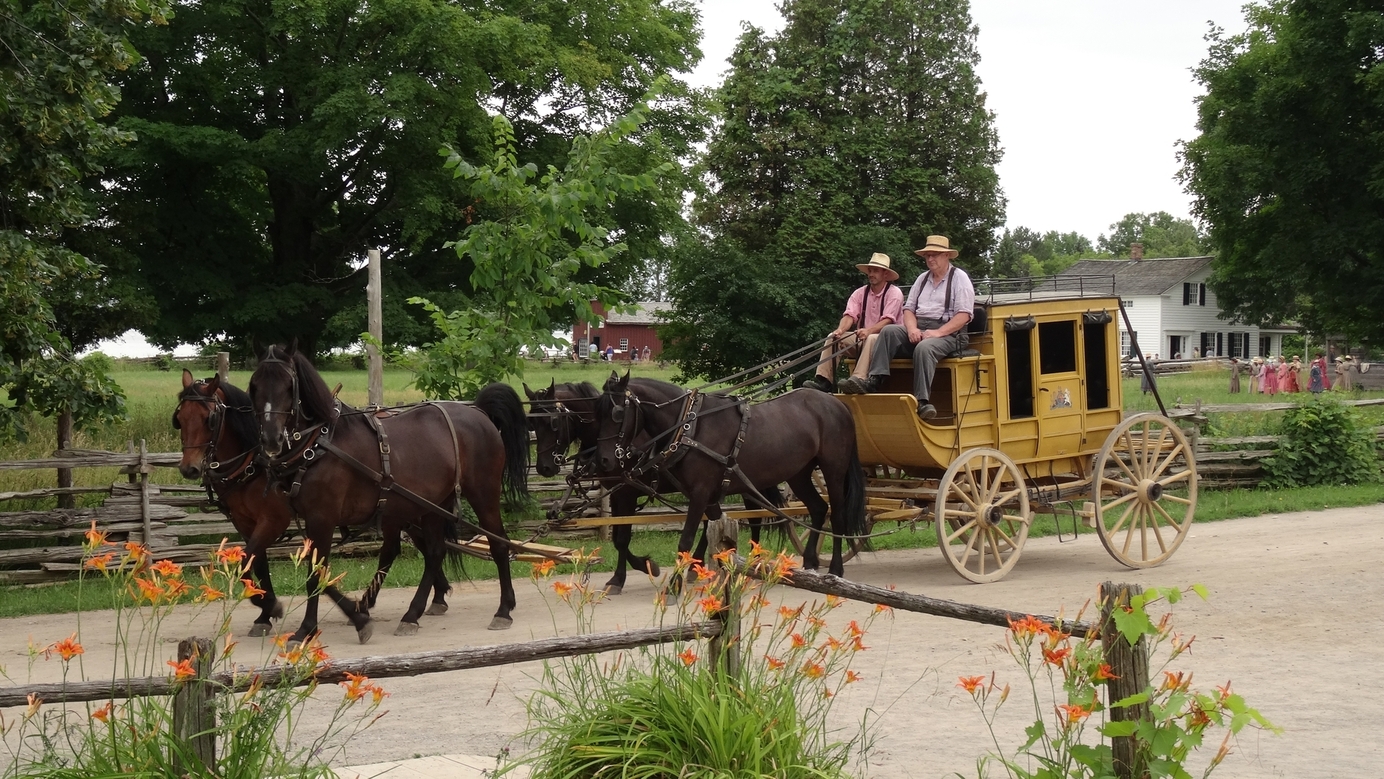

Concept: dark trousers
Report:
left=868, top=321, right=968, bottom=402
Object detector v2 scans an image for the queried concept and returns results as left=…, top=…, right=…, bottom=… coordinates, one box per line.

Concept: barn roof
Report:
left=605, top=301, right=672, bottom=326
left=1058, top=256, right=1214, bottom=296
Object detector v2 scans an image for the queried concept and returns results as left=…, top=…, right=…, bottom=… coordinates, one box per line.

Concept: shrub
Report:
left=1262, top=395, right=1380, bottom=487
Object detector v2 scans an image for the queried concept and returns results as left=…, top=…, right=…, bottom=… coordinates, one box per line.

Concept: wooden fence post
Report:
left=138, top=440, right=152, bottom=547
left=366, top=248, right=383, bottom=408
left=1101, top=581, right=1150, bottom=779
left=705, top=518, right=740, bottom=676
left=216, top=352, right=230, bottom=384
left=172, top=637, right=215, bottom=771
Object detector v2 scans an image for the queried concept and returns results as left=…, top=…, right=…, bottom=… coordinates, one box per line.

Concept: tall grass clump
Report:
left=0, top=531, right=389, bottom=778
left=510, top=545, right=881, bottom=778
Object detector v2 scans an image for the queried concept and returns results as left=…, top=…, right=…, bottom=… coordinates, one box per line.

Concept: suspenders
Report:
left=855, top=283, right=894, bottom=331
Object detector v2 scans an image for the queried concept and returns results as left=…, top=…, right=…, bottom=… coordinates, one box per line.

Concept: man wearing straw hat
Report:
left=804, top=253, right=904, bottom=392
left=840, top=235, right=974, bottom=421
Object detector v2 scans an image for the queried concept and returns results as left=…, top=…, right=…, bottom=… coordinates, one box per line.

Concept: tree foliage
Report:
left=92, top=0, right=706, bottom=356
left=1262, top=395, right=1380, bottom=487
left=662, top=0, right=1004, bottom=381
left=1096, top=212, right=1207, bottom=259
left=1181, top=0, right=1384, bottom=341
left=0, top=0, right=163, bottom=437
left=990, top=227, right=1094, bottom=278
left=409, top=105, right=670, bottom=399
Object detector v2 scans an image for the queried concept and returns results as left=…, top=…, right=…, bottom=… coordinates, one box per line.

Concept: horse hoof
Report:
left=645, top=560, right=661, bottom=578
left=357, top=622, right=375, bottom=644
left=394, top=621, right=419, bottom=637
left=488, top=616, right=513, bottom=631
left=425, top=602, right=448, bottom=616
left=604, top=584, right=623, bottom=596
left=270, top=601, right=285, bottom=620
left=247, top=623, right=271, bottom=638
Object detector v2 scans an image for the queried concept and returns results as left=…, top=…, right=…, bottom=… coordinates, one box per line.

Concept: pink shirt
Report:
left=844, top=284, right=904, bottom=330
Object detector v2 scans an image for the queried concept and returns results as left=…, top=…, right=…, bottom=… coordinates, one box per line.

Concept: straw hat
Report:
left=855, top=252, right=900, bottom=282
left=1335, top=356, right=1345, bottom=362
left=914, top=235, right=959, bottom=259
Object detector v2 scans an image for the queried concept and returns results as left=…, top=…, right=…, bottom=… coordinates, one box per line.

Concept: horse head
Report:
left=173, top=369, right=225, bottom=479
left=596, top=371, right=642, bottom=472
left=524, top=379, right=568, bottom=478
left=249, top=344, right=302, bottom=461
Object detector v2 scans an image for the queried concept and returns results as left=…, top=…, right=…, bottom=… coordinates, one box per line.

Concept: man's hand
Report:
left=907, top=328, right=925, bottom=344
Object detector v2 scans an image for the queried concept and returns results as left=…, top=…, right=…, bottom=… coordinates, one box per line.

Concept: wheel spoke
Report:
left=945, top=515, right=979, bottom=544
left=993, top=523, right=1017, bottom=550
left=1121, top=431, right=1141, bottom=478
left=1120, top=505, right=1141, bottom=556
left=1161, top=493, right=1192, bottom=505
left=1150, top=442, right=1185, bottom=481
left=1108, top=500, right=1136, bottom=536
left=1145, top=423, right=1167, bottom=475
left=1151, top=499, right=1184, bottom=534
left=992, top=487, right=1024, bottom=506
left=1101, top=489, right=1140, bottom=513
left=951, top=484, right=982, bottom=512
left=1157, top=470, right=1192, bottom=487
left=1112, top=449, right=1140, bottom=485
left=961, top=523, right=981, bottom=562
left=987, top=530, right=1006, bottom=572
left=1000, top=512, right=1031, bottom=526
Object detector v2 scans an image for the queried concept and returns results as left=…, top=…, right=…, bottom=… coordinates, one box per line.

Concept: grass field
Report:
left=1, top=361, right=1381, bottom=619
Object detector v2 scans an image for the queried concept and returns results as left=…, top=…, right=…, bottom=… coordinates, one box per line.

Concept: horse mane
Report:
left=218, top=381, right=260, bottom=449
left=288, top=351, right=338, bottom=423
left=560, top=382, right=601, bottom=402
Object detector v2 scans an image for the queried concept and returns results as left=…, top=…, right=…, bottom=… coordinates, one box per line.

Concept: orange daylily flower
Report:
left=551, top=581, right=575, bottom=600
left=124, top=541, right=148, bottom=561
left=697, top=595, right=723, bottom=615
left=25, top=693, right=41, bottom=719
left=712, top=547, right=734, bottom=566
left=677, top=647, right=698, bottom=667
left=747, top=540, right=766, bottom=559
left=132, top=576, right=164, bottom=603
left=84, top=522, right=108, bottom=548
left=215, top=540, right=247, bottom=567
left=1093, top=663, right=1120, bottom=681
left=531, top=559, right=556, bottom=578
left=806, top=615, right=826, bottom=630
left=675, top=551, right=696, bottom=568
left=765, top=656, right=786, bottom=671
left=164, top=578, right=191, bottom=599
left=845, top=670, right=863, bottom=684
left=1057, top=703, right=1092, bottom=725
left=791, top=633, right=808, bottom=649
left=1187, top=705, right=1212, bottom=728
left=1215, top=680, right=1233, bottom=699
left=84, top=553, right=116, bottom=572
left=239, top=578, right=266, bottom=599
left=800, top=661, right=825, bottom=679
left=845, top=620, right=864, bottom=637
left=1161, top=670, right=1192, bottom=692
left=1008, top=615, right=1049, bottom=639
left=822, top=636, right=843, bottom=651
left=341, top=672, right=371, bottom=701
left=168, top=658, right=197, bottom=681
left=849, top=636, right=869, bottom=652
left=691, top=563, right=715, bottom=581
left=91, top=701, right=112, bottom=723
left=151, top=559, right=182, bottom=577
left=958, top=675, right=987, bottom=694
left=1042, top=646, right=1072, bottom=667
left=872, top=603, right=892, bottom=615
left=199, top=584, right=227, bottom=602
left=49, top=634, right=84, bottom=662
left=778, top=605, right=803, bottom=622
left=371, top=685, right=388, bottom=704
left=825, top=594, right=842, bottom=609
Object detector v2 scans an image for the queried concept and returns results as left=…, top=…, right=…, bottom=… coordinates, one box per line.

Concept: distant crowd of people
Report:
left=592, top=344, right=653, bottom=362
left=1227, top=353, right=1362, bottom=395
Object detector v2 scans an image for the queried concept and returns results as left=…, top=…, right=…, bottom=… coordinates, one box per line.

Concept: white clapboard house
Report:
left=1058, top=252, right=1295, bottom=359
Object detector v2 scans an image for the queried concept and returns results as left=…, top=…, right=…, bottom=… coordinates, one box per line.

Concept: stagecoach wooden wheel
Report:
left=934, top=448, right=1031, bottom=583
left=1092, top=413, right=1198, bottom=569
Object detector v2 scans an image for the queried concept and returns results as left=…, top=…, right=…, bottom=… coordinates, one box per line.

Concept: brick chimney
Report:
left=1130, top=243, right=1144, bottom=261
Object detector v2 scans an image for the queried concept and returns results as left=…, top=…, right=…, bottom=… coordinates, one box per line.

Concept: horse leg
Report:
left=788, top=470, right=828, bottom=571
left=604, top=490, right=658, bottom=594
left=288, top=530, right=334, bottom=643
left=243, top=524, right=284, bottom=637
left=395, top=521, right=443, bottom=636
left=424, top=530, right=452, bottom=616
left=363, top=523, right=403, bottom=611
left=468, top=487, right=515, bottom=631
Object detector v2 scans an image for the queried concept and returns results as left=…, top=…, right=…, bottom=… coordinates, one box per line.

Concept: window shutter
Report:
left=1198, top=283, right=1206, bottom=306
left=1183, top=283, right=1191, bottom=305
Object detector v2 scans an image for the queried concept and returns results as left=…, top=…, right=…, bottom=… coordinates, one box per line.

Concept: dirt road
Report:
left=2, top=506, right=1380, bottom=777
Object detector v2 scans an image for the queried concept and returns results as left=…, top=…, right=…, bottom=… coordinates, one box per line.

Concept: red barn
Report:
left=573, top=300, right=670, bottom=360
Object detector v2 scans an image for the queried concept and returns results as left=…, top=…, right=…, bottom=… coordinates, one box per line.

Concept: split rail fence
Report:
left=0, top=518, right=1157, bottom=779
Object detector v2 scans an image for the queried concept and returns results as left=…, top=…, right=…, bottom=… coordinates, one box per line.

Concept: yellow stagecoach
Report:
left=796, top=276, right=1198, bottom=582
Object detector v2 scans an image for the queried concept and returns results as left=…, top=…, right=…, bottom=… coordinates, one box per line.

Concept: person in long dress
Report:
left=1286, top=356, right=1302, bottom=393
left=1265, top=358, right=1280, bottom=395
left=1249, top=357, right=1262, bottom=394
left=1334, top=357, right=1348, bottom=391
left=1309, top=360, right=1323, bottom=393
left=1229, top=358, right=1242, bottom=393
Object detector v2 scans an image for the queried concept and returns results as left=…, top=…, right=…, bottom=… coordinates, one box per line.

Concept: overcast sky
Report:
left=689, top=0, right=1252, bottom=242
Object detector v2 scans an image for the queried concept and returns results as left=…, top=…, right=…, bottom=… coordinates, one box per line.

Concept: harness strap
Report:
left=430, top=402, right=465, bottom=506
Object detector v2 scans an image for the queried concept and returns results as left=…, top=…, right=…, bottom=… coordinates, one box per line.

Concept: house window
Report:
left=1229, top=332, right=1240, bottom=358
left=1259, top=336, right=1271, bottom=357
left=1182, top=283, right=1192, bottom=306
left=1119, top=331, right=1131, bottom=357
left=1198, top=283, right=1207, bottom=306
left=619, top=338, right=629, bottom=351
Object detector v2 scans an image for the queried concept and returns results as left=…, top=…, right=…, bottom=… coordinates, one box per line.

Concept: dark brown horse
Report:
left=173, top=370, right=453, bottom=638
left=525, top=379, right=785, bottom=593
left=597, top=376, right=867, bottom=577
left=249, top=345, right=528, bottom=641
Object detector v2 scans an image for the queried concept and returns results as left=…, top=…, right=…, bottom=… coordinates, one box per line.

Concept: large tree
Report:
left=989, top=228, right=1094, bottom=278
left=0, top=0, right=164, bottom=438
left=1180, top=0, right=1384, bottom=341
left=92, top=0, right=706, bottom=356
left=662, top=0, right=1004, bottom=381
left=1096, top=212, right=1207, bottom=259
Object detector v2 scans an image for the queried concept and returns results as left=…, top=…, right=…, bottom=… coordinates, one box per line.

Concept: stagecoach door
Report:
left=1034, top=319, right=1084, bottom=456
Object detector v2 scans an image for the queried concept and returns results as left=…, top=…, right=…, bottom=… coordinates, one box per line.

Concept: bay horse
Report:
left=173, top=370, right=454, bottom=639
left=596, top=376, right=867, bottom=577
left=249, top=345, right=528, bottom=640
left=525, top=379, right=787, bottom=593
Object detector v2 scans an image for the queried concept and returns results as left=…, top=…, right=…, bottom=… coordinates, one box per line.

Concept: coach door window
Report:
left=1005, top=328, right=1034, bottom=419
left=1083, top=318, right=1111, bottom=410
left=1038, top=321, right=1077, bottom=374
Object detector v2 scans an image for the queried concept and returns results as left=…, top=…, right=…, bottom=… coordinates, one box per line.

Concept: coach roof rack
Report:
left=974, top=274, right=1117, bottom=303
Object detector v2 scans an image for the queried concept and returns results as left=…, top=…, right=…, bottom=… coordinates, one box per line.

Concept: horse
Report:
left=525, top=380, right=788, bottom=594
left=596, top=376, right=867, bottom=577
left=249, top=345, right=529, bottom=640
left=173, top=369, right=455, bottom=639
